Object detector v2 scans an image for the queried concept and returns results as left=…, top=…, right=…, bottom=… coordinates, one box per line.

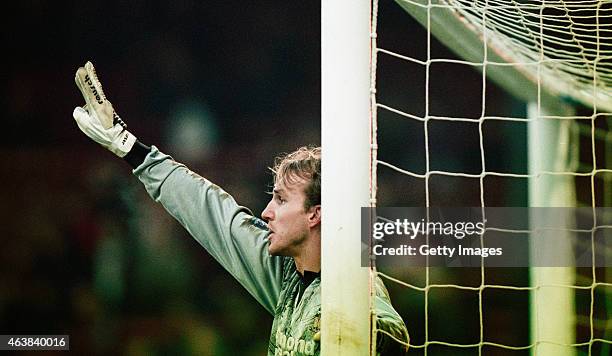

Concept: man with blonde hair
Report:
left=72, top=61, right=408, bottom=355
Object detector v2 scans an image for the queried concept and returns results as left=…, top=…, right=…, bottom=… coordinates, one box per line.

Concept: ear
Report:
left=307, top=205, right=321, bottom=228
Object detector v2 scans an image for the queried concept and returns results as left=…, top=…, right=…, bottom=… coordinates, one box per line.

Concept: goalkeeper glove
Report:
left=73, top=61, right=136, bottom=157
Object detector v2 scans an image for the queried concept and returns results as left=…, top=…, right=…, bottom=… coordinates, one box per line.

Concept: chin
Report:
left=268, top=244, right=280, bottom=256
left=268, top=245, right=289, bottom=257
left=268, top=247, right=282, bottom=256
left=268, top=235, right=283, bottom=256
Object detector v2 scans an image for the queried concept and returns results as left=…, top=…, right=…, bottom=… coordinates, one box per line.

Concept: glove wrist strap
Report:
left=124, top=140, right=152, bottom=168
left=111, top=130, right=137, bottom=157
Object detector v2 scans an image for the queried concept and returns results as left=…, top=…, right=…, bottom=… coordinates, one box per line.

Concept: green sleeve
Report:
left=375, top=276, right=410, bottom=354
left=133, top=146, right=283, bottom=314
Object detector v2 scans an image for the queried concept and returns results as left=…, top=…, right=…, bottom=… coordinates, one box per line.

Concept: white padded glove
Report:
left=73, top=61, right=136, bottom=157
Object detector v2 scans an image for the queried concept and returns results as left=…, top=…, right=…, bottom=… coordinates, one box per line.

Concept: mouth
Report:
left=267, top=233, right=276, bottom=247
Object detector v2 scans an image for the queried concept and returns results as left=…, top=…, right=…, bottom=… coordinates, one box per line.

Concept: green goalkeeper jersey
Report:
left=133, top=146, right=408, bottom=355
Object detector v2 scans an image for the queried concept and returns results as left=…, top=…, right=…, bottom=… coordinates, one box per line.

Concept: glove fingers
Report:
left=75, top=66, right=93, bottom=108
left=74, top=67, right=85, bottom=96
left=74, top=62, right=116, bottom=129
left=75, top=65, right=105, bottom=113
left=85, top=61, right=108, bottom=101
left=75, top=61, right=109, bottom=111
left=99, top=100, right=115, bottom=129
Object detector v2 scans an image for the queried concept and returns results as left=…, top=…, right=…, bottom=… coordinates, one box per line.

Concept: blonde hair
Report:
left=271, top=146, right=321, bottom=210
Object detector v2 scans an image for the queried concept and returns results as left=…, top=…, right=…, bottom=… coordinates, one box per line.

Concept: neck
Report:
left=293, top=229, right=321, bottom=275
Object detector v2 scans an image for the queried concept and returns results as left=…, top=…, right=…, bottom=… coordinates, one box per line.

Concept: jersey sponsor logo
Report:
left=274, top=330, right=316, bottom=356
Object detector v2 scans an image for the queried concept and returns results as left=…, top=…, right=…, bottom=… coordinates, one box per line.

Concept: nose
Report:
left=261, top=200, right=274, bottom=221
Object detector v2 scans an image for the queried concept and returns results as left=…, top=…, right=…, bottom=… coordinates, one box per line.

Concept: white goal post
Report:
left=528, top=103, right=577, bottom=356
left=321, top=0, right=611, bottom=354
left=321, top=0, right=371, bottom=354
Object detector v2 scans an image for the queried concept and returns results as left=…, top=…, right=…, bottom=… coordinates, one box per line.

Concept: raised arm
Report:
left=71, top=61, right=284, bottom=314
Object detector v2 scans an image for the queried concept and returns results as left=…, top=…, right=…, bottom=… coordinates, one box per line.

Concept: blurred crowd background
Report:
left=3, top=1, right=319, bottom=354
left=0, top=0, right=570, bottom=355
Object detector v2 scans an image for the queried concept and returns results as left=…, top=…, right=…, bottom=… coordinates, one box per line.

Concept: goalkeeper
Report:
left=72, top=61, right=408, bottom=355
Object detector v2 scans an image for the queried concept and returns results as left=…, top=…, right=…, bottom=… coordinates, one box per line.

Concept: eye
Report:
left=275, top=195, right=286, bottom=204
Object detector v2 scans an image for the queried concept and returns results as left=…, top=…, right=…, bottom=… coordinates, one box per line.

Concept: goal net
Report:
left=369, top=0, right=612, bottom=355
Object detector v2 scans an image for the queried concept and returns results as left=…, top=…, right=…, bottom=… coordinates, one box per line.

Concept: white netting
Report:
left=446, top=0, right=612, bottom=112
left=371, top=0, right=612, bottom=354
